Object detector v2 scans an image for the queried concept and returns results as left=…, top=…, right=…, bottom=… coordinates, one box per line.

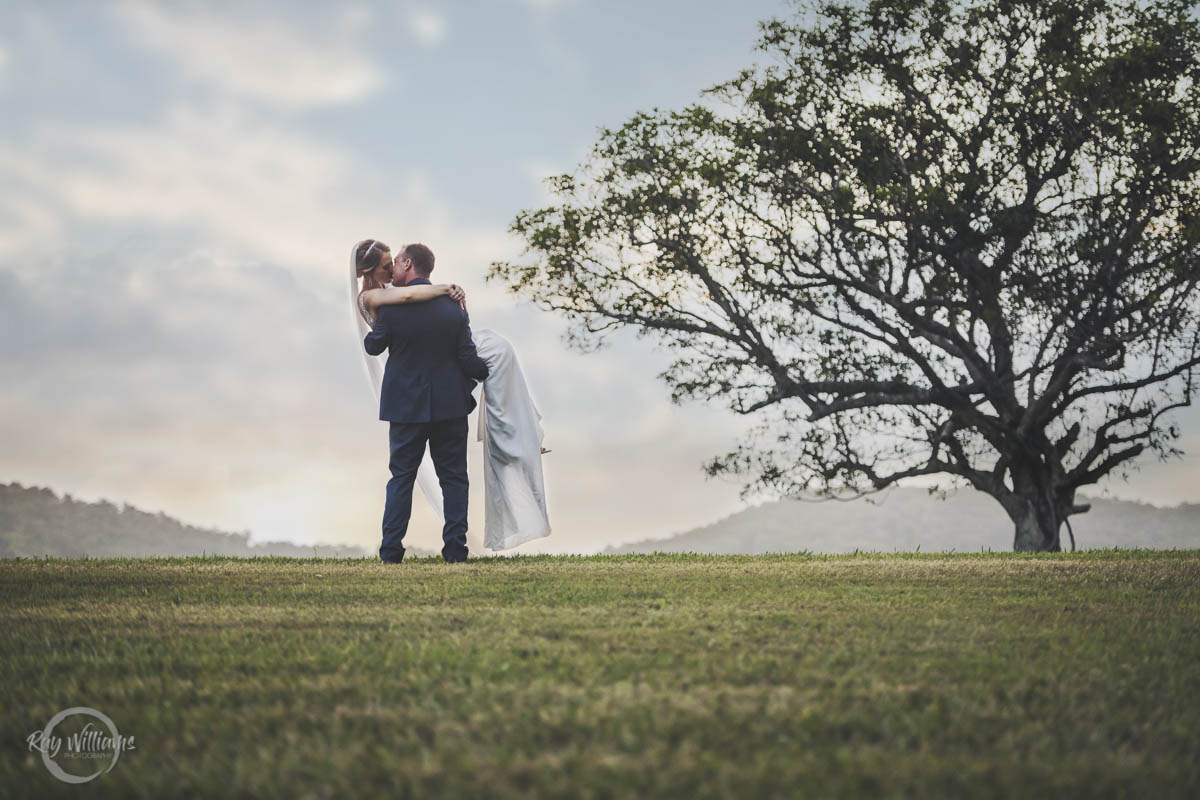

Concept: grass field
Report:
left=2, top=551, right=1198, bottom=798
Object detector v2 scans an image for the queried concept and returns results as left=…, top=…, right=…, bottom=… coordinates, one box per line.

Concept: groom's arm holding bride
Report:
left=363, top=315, right=390, bottom=357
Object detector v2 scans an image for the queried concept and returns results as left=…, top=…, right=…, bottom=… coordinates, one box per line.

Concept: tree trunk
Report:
left=1007, top=460, right=1064, bottom=552
left=1010, top=495, right=1063, bottom=552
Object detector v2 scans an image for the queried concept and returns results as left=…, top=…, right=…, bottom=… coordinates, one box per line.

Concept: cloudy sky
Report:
left=2, top=0, right=1198, bottom=556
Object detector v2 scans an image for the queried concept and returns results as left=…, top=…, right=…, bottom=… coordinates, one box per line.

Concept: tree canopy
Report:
left=490, top=0, right=1200, bottom=551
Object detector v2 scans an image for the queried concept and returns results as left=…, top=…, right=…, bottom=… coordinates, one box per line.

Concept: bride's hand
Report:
left=449, top=284, right=467, bottom=309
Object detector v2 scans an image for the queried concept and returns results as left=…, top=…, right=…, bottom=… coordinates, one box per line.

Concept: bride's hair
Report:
left=355, top=239, right=391, bottom=292
left=355, top=239, right=390, bottom=276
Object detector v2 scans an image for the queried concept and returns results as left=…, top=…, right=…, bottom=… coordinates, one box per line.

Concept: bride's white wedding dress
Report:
left=349, top=253, right=551, bottom=551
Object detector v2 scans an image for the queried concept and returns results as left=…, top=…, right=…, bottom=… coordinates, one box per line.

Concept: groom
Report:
left=364, top=243, right=490, bottom=563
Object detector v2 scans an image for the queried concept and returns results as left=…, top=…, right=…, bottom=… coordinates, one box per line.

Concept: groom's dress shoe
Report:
left=441, top=545, right=468, bottom=563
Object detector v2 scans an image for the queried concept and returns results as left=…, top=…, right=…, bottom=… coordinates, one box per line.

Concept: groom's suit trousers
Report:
left=382, top=416, right=470, bottom=562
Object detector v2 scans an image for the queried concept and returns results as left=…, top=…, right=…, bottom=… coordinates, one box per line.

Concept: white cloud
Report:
left=0, top=143, right=64, bottom=258
left=338, top=5, right=374, bottom=33
left=0, top=104, right=512, bottom=291
left=112, top=3, right=384, bottom=109
left=523, top=0, right=571, bottom=11
left=408, top=10, right=447, bottom=45
left=47, top=105, right=369, bottom=267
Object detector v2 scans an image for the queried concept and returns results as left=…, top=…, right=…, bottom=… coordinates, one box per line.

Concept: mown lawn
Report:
left=1, top=551, right=1198, bottom=798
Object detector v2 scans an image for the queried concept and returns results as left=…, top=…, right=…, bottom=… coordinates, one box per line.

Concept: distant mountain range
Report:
left=5, top=481, right=1197, bottom=559
left=605, top=488, right=1200, bottom=554
left=0, top=482, right=375, bottom=559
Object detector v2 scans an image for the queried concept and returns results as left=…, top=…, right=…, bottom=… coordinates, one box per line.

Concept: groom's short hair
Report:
left=403, top=243, right=435, bottom=277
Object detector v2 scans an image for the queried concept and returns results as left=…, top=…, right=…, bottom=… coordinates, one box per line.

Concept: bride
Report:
left=350, top=238, right=552, bottom=551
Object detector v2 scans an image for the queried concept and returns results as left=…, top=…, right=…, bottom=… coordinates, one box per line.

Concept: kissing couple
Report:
left=350, top=240, right=551, bottom=562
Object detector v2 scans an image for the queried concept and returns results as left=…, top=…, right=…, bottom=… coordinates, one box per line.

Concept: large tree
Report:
left=490, top=0, right=1200, bottom=551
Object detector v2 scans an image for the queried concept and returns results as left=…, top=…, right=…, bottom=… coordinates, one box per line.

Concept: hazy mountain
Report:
left=7, top=481, right=1195, bottom=560
left=605, top=488, right=1200, bottom=554
left=0, top=482, right=376, bottom=559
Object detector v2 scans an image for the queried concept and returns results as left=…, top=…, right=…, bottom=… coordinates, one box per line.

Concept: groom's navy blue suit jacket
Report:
left=364, top=278, right=490, bottom=423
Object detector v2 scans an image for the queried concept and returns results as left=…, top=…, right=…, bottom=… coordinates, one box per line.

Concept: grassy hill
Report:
left=1, top=552, right=1197, bottom=797
left=0, top=482, right=372, bottom=559
left=607, top=488, right=1200, bottom=554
